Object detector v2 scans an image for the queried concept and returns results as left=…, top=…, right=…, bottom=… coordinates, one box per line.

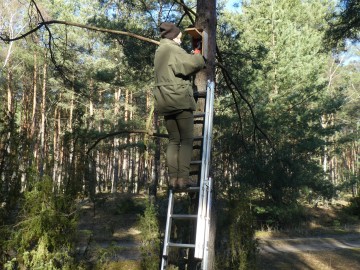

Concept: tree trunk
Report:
left=144, top=89, right=156, bottom=197
left=31, top=53, right=38, bottom=165
left=195, top=1, right=217, bottom=269
left=39, top=58, right=47, bottom=177
left=6, top=69, right=13, bottom=113
left=112, top=88, right=121, bottom=193
left=151, top=113, right=160, bottom=198
left=53, top=105, right=60, bottom=189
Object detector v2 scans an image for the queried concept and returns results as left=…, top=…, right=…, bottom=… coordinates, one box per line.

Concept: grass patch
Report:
left=97, top=260, right=141, bottom=270
left=255, top=224, right=360, bottom=239
left=255, top=203, right=360, bottom=239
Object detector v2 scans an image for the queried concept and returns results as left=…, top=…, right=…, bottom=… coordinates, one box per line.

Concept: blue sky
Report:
left=225, top=0, right=241, bottom=11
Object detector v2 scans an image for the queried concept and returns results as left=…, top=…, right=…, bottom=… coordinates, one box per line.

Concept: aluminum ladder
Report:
left=161, top=80, right=215, bottom=270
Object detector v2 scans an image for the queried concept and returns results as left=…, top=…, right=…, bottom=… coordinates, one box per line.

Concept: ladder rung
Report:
left=173, top=186, right=200, bottom=193
left=168, top=242, right=196, bottom=249
left=193, top=145, right=201, bottom=150
left=171, top=214, right=197, bottom=219
left=196, top=91, right=207, bottom=98
left=190, top=160, right=202, bottom=165
left=193, top=136, right=204, bottom=141
left=194, top=112, right=205, bottom=118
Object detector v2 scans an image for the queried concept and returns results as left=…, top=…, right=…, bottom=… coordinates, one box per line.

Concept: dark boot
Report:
left=177, top=178, right=197, bottom=189
left=177, top=178, right=186, bottom=190
left=169, top=178, right=178, bottom=190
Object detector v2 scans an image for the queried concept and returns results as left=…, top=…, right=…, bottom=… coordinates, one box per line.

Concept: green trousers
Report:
left=164, top=110, right=194, bottom=180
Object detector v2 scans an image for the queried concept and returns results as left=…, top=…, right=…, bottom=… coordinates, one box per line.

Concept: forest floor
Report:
left=74, top=193, right=145, bottom=270
left=257, top=238, right=360, bottom=270
left=256, top=202, right=360, bottom=270
left=74, top=193, right=360, bottom=270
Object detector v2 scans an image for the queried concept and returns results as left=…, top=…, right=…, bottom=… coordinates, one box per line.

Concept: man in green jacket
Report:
left=154, top=22, right=205, bottom=190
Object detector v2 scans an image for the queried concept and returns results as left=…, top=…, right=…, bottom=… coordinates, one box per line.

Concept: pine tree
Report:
left=216, top=0, right=340, bottom=216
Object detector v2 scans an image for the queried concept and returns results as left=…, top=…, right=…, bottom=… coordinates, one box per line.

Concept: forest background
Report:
left=0, top=0, right=359, bottom=269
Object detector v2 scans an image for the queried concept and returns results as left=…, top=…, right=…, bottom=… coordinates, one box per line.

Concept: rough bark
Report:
left=195, top=1, right=217, bottom=269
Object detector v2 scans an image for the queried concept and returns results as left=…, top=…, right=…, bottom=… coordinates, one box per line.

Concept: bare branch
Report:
left=86, top=130, right=168, bottom=154
left=0, top=19, right=160, bottom=45
left=139, top=0, right=158, bottom=27
left=30, top=0, right=58, bottom=66
left=178, top=0, right=196, bottom=25
left=173, top=0, right=197, bottom=18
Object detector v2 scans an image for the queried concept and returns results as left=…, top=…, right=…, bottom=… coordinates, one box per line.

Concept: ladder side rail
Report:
left=194, top=181, right=208, bottom=258
left=194, top=116, right=209, bottom=257
left=196, top=81, right=215, bottom=260
left=194, top=80, right=212, bottom=257
left=200, top=80, right=212, bottom=186
left=202, top=81, right=215, bottom=183
left=203, top=81, right=215, bottom=185
left=202, top=177, right=213, bottom=270
left=161, top=191, right=175, bottom=269
left=195, top=80, right=215, bottom=259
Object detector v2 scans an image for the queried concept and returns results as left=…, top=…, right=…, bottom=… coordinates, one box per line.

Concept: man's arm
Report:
left=170, top=49, right=205, bottom=77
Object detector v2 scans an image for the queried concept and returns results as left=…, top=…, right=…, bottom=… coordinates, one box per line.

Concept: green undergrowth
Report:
left=96, top=260, right=141, bottom=270
left=255, top=200, right=360, bottom=239
left=78, top=194, right=160, bottom=270
left=3, top=178, right=77, bottom=270
left=138, top=200, right=161, bottom=270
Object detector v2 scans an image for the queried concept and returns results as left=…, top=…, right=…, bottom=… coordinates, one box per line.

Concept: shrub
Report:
left=346, top=196, right=360, bottom=217
left=254, top=202, right=306, bottom=229
left=4, top=178, right=77, bottom=269
left=138, top=201, right=160, bottom=270
left=216, top=197, right=258, bottom=270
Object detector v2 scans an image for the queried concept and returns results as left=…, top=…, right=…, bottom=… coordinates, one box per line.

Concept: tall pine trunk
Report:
left=39, top=57, right=47, bottom=177
left=195, top=1, right=217, bottom=269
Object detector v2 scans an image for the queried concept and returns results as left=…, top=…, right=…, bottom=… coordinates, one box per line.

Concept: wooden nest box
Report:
left=185, top=27, right=208, bottom=58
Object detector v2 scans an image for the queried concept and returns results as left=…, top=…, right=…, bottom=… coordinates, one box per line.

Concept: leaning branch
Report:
left=0, top=20, right=160, bottom=46
left=86, top=130, right=168, bottom=154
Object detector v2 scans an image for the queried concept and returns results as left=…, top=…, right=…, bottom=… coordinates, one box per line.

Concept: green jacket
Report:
left=154, top=38, right=205, bottom=115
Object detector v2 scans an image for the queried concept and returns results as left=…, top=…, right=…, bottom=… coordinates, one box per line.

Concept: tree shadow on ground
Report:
left=75, top=193, right=146, bottom=267
left=257, top=248, right=360, bottom=270
left=257, top=251, right=315, bottom=270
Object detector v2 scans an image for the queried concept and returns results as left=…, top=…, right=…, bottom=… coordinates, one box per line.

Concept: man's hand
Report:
left=192, top=38, right=202, bottom=54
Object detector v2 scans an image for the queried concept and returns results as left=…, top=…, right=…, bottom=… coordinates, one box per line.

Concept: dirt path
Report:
left=259, top=234, right=360, bottom=253
left=258, top=233, right=360, bottom=270
left=75, top=195, right=360, bottom=269
left=74, top=195, right=143, bottom=267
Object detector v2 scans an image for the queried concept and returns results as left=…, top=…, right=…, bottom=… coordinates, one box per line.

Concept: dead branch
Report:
left=0, top=19, right=160, bottom=46
left=86, top=130, right=168, bottom=154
